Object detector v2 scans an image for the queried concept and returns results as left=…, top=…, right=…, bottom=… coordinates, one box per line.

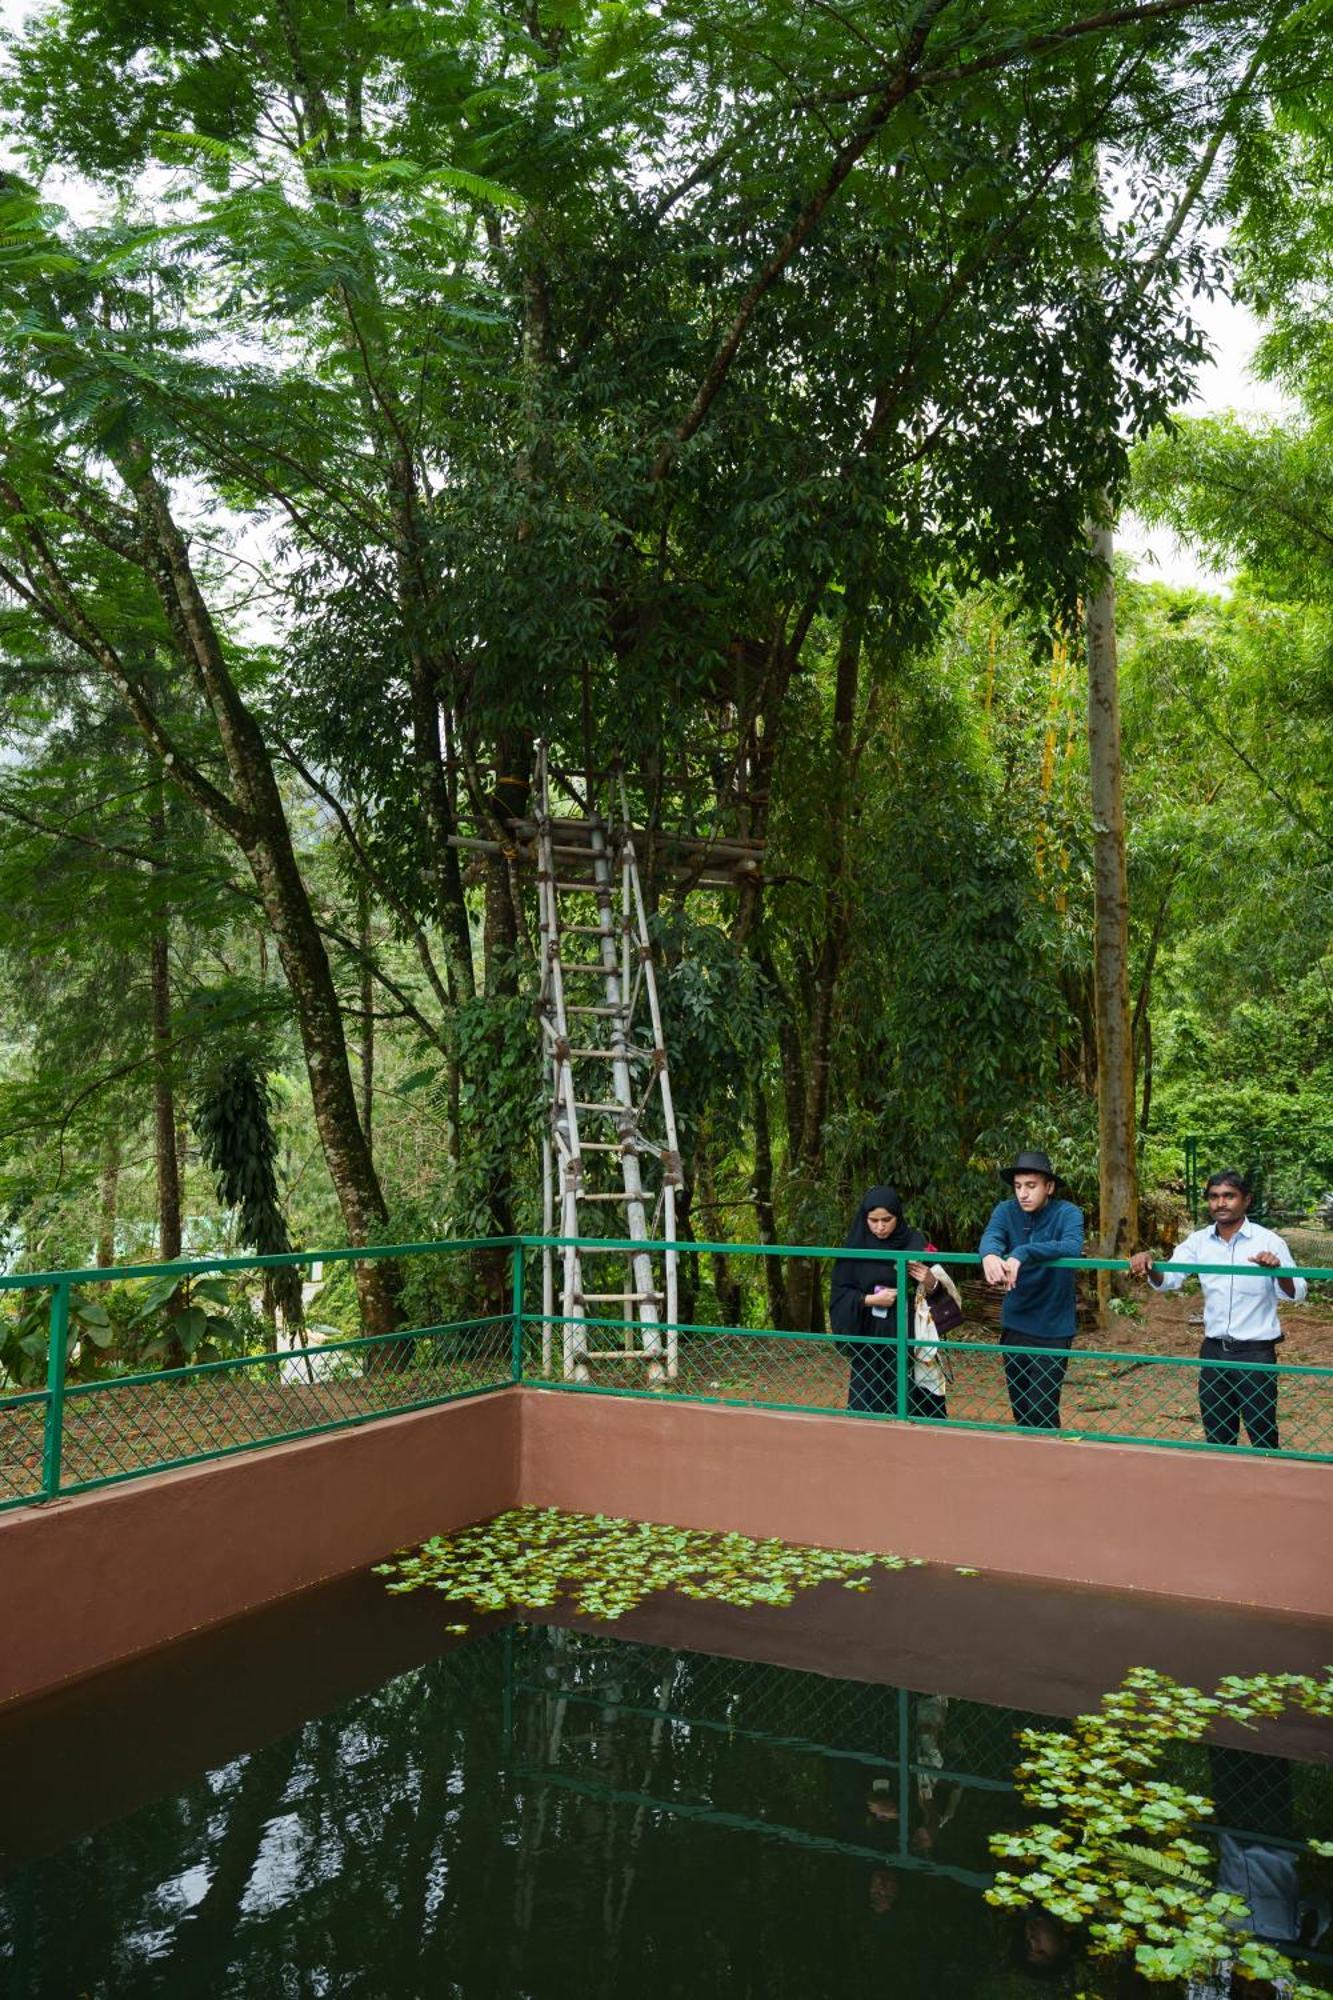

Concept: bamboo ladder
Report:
left=533, top=745, right=684, bottom=1385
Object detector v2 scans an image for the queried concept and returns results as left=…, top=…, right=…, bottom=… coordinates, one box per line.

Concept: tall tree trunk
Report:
left=751, top=1079, right=791, bottom=1331
left=243, top=826, right=398, bottom=1332
left=125, top=461, right=401, bottom=1336
left=176, top=1104, right=190, bottom=1218
left=407, top=653, right=475, bottom=1005
left=357, top=871, right=374, bottom=1158
left=1074, top=54, right=1269, bottom=1292
left=726, top=615, right=806, bottom=1316
left=149, top=787, right=182, bottom=1267
left=786, top=575, right=868, bottom=1331
left=481, top=731, right=531, bottom=1001
left=96, top=1129, right=120, bottom=1271
left=475, top=732, right=532, bottom=1287
left=1086, top=520, right=1138, bottom=1297
left=695, top=1144, right=740, bottom=1324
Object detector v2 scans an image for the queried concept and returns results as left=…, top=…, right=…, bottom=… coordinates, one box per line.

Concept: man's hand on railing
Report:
left=982, top=1255, right=1019, bottom=1291
left=1248, top=1248, right=1298, bottom=1297
left=1128, top=1251, right=1154, bottom=1279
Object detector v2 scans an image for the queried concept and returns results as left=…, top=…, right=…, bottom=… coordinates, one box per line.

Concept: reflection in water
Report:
left=1, top=1626, right=1330, bottom=1998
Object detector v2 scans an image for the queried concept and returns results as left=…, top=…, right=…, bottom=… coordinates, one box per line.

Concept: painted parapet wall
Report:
left=0, top=1390, right=520, bottom=1709
left=1, top=1387, right=1330, bottom=1709
left=517, top=1391, right=1333, bottom=1620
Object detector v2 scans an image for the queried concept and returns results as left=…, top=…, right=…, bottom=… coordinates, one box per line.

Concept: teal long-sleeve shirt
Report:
left=977, top=1197, right=1084, bottom=1343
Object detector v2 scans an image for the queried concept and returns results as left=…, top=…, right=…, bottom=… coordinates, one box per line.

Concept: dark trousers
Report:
left=1198, top=1338, right=1279, bottom=1450
left=1001, top=1334, right=1071, bottom=1431
left=847, top=1342, right=947, bottom=1420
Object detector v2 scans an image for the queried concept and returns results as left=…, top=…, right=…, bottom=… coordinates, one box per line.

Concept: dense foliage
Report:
left=1, top=0, right=1331, bottom=1350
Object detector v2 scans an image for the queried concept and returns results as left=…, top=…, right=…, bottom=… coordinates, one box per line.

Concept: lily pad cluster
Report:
left=987, top=1664, right=1333, bottom=1995
left=374, top=1506, right=938, bottom=1623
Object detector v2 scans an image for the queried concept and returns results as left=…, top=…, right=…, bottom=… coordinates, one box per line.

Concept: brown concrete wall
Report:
left=518, top=1390, right=1333, bottom=1618
left=0, top=1390, right=517, bottom=1708
left=2, top=1384, right=1330, bottom=1710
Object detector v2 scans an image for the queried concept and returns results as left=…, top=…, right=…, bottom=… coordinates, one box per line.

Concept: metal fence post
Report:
left=895, top=1253, right=909, bottom=1421
left=511, top=1244, right=525, bottom=1384
left=41, top=1280, right=72, bottom=1501
left=898, top=1684, right=911, bottom=1856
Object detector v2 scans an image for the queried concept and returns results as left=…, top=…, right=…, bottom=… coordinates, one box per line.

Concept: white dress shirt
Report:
left=1151, top=1218, right=1307, bottom=1343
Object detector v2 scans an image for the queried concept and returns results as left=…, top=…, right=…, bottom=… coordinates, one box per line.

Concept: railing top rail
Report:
left=516, top=1236, right=1333, bottom=1283
left=5, top=1233, right=1333, bottom=1292
left=0, top=1236, right=517, bottom=1293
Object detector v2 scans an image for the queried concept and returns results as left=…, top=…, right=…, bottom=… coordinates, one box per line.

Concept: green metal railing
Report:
left=2, top=1233, right=1331, bottom=1512
left=517, top=1238, right=1333, bottom=1464
left=0, top=1238, right=514, bottom=1514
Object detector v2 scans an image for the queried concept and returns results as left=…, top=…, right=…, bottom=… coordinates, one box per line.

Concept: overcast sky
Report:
left=1122, top=283, right=1291, bottom=590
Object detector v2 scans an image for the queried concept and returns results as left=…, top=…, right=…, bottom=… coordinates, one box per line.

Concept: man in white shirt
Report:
left=1129, top=1170, right=1306, bottom=1451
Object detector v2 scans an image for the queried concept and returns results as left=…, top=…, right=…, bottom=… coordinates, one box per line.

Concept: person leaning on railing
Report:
left=829, top=1185, right=957, bottom=1420
left=1128, top=1169, right=1307, bottom=1452
left=978, top=1150, right=1086, bottom=1432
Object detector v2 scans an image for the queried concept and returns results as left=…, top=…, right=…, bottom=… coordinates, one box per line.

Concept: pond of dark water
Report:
left=1, top=1564, right=1330, bottom=1997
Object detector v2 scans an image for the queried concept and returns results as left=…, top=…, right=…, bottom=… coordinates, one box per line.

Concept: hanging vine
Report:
left=192, top=1056, right=304, bottom=1327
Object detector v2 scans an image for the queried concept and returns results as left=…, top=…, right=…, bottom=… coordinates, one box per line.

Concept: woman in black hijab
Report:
left=830, top=1186, right=942, bottom=1417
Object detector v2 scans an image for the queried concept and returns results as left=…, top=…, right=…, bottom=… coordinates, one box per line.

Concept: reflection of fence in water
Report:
left=503, top=1628, right=1333, bottom=1909
left=508, top=1628, right=1052, bottom=1889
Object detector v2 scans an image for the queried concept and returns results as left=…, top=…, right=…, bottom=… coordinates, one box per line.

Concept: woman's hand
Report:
left=906, top=1260, right=934, bottom=1289
left=865, top=1286, right=897, bottom=1308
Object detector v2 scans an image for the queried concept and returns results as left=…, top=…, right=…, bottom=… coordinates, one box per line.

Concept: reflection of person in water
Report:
left=830, top=1686, right=965, bottom=1922
left=829, top=1681, right=907, bottom=1923
left=842, top=1692, right=962, bottom=1860
left=909, top=1694, right=962, bottom=1859
left=830, top=1743, right=902, bottom=1922
left=980, top=1906, right=1075, bottom=1995
left=1020, top=1908, right=1072, bottom=1978
left=1187, top=1744, right=1307, bottom=1996
left=867, top=1866, right=899, bottom=1919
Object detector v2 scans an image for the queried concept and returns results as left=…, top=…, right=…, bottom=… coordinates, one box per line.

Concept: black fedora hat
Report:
left=1000, top=1149, right=1060, bottom=1185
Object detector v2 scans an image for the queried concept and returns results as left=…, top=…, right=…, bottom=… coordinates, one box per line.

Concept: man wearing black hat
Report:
left=978, top=1151, right=1085, bottom=1431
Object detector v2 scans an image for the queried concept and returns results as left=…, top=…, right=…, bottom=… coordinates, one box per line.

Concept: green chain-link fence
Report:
left=517, top=1238, right=1333, bottom=1462
left=3, top=1234, right=1332, bottom=1511
left=0, top=1238, right=514, bottom=1511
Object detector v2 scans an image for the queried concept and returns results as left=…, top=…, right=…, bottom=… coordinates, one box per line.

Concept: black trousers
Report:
left=1001, top=1334, right=1071, bottom=1431
left=847, top=1341, right=947, bottom=1420
left=1198, top=1338, right=1280, bottom=1450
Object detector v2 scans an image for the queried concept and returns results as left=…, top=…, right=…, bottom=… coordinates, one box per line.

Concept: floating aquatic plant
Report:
left=987, top=1664, right=1333, bottom=1995
left=374, top=1506, right=944, bottom=1624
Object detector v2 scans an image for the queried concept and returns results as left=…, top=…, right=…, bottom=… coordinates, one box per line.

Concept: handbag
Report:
left=926, top=1283, right=965, bottom=1338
